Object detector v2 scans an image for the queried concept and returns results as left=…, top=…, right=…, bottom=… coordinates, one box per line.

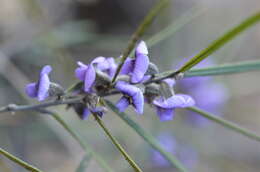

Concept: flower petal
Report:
left=132, top=90, right=144, bottom=114
left=82, top=108, right=91, bottom=120
left=75, top=66, right=87, bottom=81
left=135, top=41, right=148, bottom=55
left=115, top=81, right=139, bottom=96
left=131, top=54, right=149, bottom=83
left=156, top=107, right=175, bottom=121
left=37, top=74, right=50, bottom=101
left=25, top=83, right=37, bottom=98
left=84, top=64, right=96, bottom=92
left=120, top=58, right=134, bottom=75
left=163, top=79, right=176, bottom=88
left=153, top=94, right=195, bottom=109
left=156, top=107, right=174, bottom=121
left=107, top=58, right=117, bottom=77
left=116, top=96, right=130, bottom=112
left=40, top=65, right=52, bottom=76
left=91, top=56, right=106, bottom=64
left=173, top=94, right=195, bottom=108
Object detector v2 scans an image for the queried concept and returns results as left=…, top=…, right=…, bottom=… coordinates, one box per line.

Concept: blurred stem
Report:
left=188, top=107, right=260, bottom=142
left=49, top=111, right=114, bottom=172
left=93, top=114, right=143, bottom=172
left=0, top=147, right=42, bottom=172
left=112, top=0, right=170, bottom=83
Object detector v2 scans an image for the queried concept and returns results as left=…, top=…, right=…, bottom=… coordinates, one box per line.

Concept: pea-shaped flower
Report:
left=120, top=41, right=150, bottom=83
left=25, top=65, right=52, bottom=101
left=153, top=94, right=195, bottom=121
left=75, top=57, right=118, bottom=92
left=115, top=81, right=144, bottom=114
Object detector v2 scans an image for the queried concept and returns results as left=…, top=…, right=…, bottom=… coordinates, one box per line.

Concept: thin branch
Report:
left=93, top=114, right=143, bottom=172
left=112, top=0, right=170, bottom=83
left=0, top=147, right=42, bottom=172
left=0, top=97, right=82, bottom=113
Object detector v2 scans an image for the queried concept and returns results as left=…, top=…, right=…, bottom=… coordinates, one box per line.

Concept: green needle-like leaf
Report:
left=185, top=60, right=260, bottom=77
left=177, top=11, right=260, bottom=73
left=187, top=107, right=260, bottom=142
left=148, top=60, right=260, bottom=83
left=105, top=100, right=189, bottom=172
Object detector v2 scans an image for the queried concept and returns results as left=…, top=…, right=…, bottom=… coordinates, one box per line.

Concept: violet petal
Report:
left=25, top=83, right=37, bottom=98
left=116, top=96, right=130, bottom=112
left=84, top=64, right=96, bottom=92
left=131, top=54, right=149, bottom=83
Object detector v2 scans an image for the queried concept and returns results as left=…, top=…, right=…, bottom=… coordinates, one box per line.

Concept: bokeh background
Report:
left=1, top=0, right=260, bottom=171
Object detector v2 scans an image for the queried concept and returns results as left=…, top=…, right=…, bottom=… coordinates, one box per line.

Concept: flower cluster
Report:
left=25, top=41, right=195, bottom=121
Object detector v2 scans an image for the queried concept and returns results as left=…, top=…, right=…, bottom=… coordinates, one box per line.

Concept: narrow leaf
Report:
left=149, top=59, right=260, bottom=82
left=76, top=154, right=92, bottom=172
left=105, top=100, right=188, bottom=172
left=187, top=107, right=260, bottom=142
left=177, top=11, right=260, bottom=73
left=185, top=60, right=260, bottom=77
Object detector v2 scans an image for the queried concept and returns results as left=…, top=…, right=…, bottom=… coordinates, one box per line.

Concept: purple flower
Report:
left=25, top=65, right=52, bottom=101
left=153, top=94, right=195, bottom=121
left=120, top=41, right=150, bottom=83
left=115, top=81, right=144, bottom=114
left=151, top=133, right=197, bottom=169
left=75, top=61, right=96, bottom=92
left=75, top=57, right=118, bottom=92
left=93, top=56, right=117, bottom=78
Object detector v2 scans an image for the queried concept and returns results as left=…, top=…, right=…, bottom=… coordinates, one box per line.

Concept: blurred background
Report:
left=0, top=0, right=260, bottom=171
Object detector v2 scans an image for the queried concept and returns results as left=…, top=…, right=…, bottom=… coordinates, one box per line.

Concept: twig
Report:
left=0, top=97, right=82, bottom=113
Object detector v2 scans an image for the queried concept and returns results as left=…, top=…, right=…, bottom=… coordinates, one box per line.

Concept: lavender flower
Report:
left=115, top=81, right=144, bottom=114
left=151, top=133, right=197, bottom=169
left=75, top=61, right=96, bottom=92
left=75, top=57, right=118, bottom=92
left=153, top=94, right=195, bottom=121
left=25, top=65, right=52, bottom=101
left=94, top=56, right=117, bottom=78
left=120, top=41, right=150, bottom=83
